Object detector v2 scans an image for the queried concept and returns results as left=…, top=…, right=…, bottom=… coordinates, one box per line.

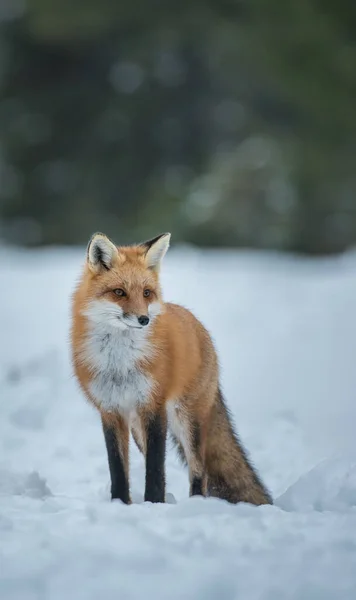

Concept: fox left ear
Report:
left=141, top=233, right=171, bottom=270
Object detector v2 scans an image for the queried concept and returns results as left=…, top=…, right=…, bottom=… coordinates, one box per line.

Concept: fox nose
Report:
left=138, top=315, right=150, bottom=326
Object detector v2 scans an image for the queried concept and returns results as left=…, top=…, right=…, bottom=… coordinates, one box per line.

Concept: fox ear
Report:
left=141, top=232, right=171, bottom=270
left=87, top=232, right=118, bottom=273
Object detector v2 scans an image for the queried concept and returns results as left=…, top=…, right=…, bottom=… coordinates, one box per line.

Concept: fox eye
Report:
left=143, top=289, right=151, bottom=298
left=113, top=288, right=126, bottom=297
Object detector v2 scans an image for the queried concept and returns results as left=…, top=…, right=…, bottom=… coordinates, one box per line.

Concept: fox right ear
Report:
left=87, top=233, right=118, bottom=273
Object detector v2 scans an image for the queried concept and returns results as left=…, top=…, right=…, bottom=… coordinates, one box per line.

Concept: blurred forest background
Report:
left=0, top=0, right=355, bottom=254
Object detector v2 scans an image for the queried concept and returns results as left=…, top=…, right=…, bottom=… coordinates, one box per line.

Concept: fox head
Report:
left=82, top=232, right=170, bottom=331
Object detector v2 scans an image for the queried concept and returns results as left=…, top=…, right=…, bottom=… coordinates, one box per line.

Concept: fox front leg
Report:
left=143, top=409, right=167, bottom=503
left=102, top=414, right=130, bottom=504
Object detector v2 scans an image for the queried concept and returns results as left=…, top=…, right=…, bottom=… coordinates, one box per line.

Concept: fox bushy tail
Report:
left=205, top=388, right=272, bottom=505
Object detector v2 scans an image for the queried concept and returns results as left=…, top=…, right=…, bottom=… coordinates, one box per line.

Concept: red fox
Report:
left=70, top=232, right=272, bottom=505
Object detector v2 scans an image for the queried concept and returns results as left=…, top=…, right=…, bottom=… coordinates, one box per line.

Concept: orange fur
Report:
left=70, top=232, right=272, bottom=505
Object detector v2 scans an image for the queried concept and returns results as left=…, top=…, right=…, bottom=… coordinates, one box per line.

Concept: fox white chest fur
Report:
left=80, top=322, right=154, bottom=414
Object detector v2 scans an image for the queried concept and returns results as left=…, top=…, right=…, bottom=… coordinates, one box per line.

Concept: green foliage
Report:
left=0, top=0, right=355, bottom=253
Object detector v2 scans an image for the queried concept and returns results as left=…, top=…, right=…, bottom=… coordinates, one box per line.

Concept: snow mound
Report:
left=0, top=469, right=52, bottom=499
left=278, top=455, right=356, bottom=512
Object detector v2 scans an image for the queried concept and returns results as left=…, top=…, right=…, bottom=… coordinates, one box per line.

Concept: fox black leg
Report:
left=102, top=416, right=130, bottom=504
left=189, top=420, right=207, bottom=497
left=144, top=410, right=167, bottom=503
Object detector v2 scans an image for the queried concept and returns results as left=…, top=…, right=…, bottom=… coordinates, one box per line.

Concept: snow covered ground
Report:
left=1, top=244, right=356, bottom=599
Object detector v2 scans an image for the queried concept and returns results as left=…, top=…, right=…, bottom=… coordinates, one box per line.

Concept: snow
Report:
left=1, top=244, right=356, bottom=599
left=278, top=456, right=356, bottom=513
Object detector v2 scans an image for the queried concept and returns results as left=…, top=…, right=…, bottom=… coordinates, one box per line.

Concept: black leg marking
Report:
left=191, top=476, right=204, bottom=496
left=144, top=412, right=166, bottom=503
left=102, top=423, right=129, bottom=504
left=189, top=420, right=206, bottom=497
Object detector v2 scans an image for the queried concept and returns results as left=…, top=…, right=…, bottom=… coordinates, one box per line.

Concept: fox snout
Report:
left=122, top=311, right=150, bottom=328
